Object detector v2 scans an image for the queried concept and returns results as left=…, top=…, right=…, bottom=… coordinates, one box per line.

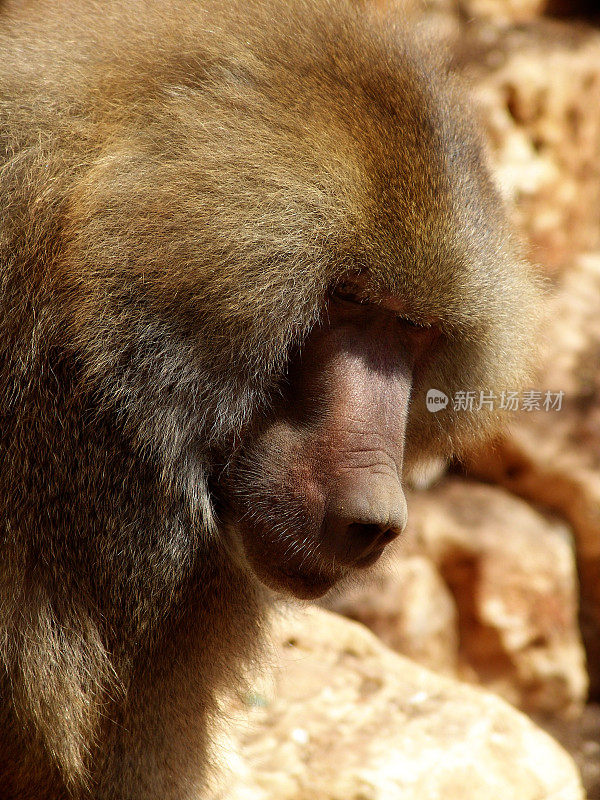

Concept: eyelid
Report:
left=397, top=315, right=432, bottom=330
left=331, top=282, right=370, bottom=304
left=330, top=281, right=440, bottom=335
left=331, top=287, right=431, bottom=329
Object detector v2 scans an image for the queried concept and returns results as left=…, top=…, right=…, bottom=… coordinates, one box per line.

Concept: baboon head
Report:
left=42, top=1, right=540, bottom=602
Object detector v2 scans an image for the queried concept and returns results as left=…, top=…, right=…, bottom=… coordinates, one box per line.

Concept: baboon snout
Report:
left=323, top=480, right=408, bottom=565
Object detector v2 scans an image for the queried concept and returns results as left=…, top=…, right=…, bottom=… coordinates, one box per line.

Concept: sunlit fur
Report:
left=0, top=0, right=541, bottom=797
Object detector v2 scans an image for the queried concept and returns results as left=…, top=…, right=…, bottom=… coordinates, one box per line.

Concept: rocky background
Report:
left=220, top=2, right=600, bottom=798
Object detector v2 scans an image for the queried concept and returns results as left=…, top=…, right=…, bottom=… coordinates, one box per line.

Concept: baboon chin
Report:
left=0, top=0, right=540, bottom=797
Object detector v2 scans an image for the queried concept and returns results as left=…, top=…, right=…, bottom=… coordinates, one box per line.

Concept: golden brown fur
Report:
left=0, top=1, right=540, bottom=797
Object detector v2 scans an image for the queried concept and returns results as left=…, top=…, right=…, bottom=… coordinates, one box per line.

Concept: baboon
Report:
left=0, top=0, right=540, bottom=797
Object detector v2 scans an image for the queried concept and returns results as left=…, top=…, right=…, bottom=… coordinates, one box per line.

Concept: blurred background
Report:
left=319, top=1, right=600, bottom=796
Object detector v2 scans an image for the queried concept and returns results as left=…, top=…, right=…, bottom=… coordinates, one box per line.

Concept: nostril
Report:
left=324, top=493, right=408, bottom=565
left=346, top=522, right=401, bottom=549
left=378, top=526, right=400, bottom=544
left=346, top=522, right=385, bottom=542
left=341, top=521, right=402, bottom=567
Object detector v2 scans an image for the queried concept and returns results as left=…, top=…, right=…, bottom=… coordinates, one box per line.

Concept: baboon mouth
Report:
left=353, top=546, right=387, bottom=569
left=257, top=561, right=344, bottom=600
left=274, top=545, right=387, bottom=596
left=238, top=524, right=345, bottom=598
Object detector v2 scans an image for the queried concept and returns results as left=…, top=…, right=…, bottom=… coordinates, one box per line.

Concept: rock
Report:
left=459, top=0, right=547, bottom=24
left=454, top=20, right=600, bottom=271
left=405, top=479, right=588, bottom=715
left=466, top=427, right=600, bottom=697
left=465, top=253, right=600, bottom=695
left=323, top=478, right=587, bottom=716
left=222, top=607, right=585, bottom=800
left=322, top=555, right=459, bottom=676
left=534, top=703, right=600, bottom=800
left=540, top=253, right=600, bottom=467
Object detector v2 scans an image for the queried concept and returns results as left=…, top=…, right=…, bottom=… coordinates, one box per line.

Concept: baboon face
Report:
left=227, top=304, right=439, bottom=599
left=224, top=278, right=441, bottom=599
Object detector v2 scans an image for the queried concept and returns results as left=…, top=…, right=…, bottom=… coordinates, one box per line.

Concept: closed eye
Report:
left=397, top=315, right=431, bottom=330
left=330, top=282, right=437, bottom=333
left=330, top=281, right=370, bottom=305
